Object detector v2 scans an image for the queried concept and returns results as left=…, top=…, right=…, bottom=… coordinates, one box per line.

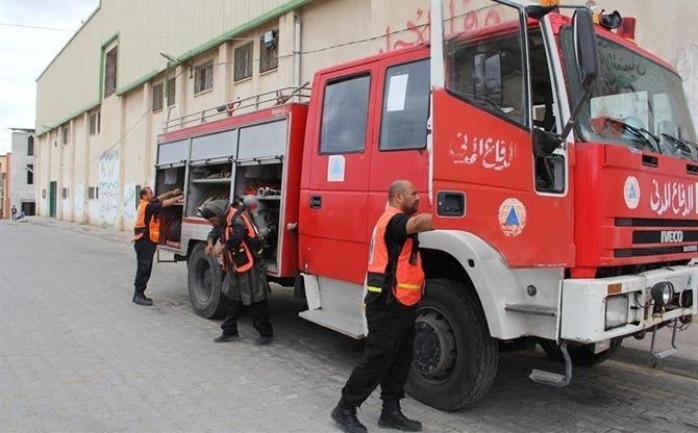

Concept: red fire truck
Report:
left=154, top=0, right=697, bottom=411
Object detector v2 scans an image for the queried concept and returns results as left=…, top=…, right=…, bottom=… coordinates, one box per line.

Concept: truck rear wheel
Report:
left=407, top=278, right=498, bottom=411
left=187, top=243, right=227, bottom=319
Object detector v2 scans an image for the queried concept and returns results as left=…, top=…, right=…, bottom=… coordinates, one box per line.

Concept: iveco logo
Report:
left=661, top=230, right=684, bottom=243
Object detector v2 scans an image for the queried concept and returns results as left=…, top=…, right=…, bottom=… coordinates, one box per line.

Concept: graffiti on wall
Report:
left=99, top=150, right=120, bottom=227
left=123, top=182, right=137, bottom=223
left=74, top=183, right=84, bottom=219
left=382, top=0, right=503, bottom=53
left=674, top=43, right=698, bottom=128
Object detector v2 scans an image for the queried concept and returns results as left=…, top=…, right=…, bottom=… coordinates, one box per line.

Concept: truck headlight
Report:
left=605, top=294, right=629, bottom=330
left=650, top=282, right=675, bottom=307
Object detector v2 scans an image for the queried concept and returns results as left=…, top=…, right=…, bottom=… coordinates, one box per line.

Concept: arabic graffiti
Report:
left=123, top=182, right=137, bottom=223
left=649, top=179, right=695, bottom=216
left=449, top=132, right=517, bottom=170
left=382, top=0, right=503, bottom=53
left=99, top=150, right=120, bottom=228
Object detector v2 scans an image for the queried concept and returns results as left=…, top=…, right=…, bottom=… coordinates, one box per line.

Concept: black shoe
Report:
left=132, top=292, right=153, bottom=306
left=213, top=333, right=240, bottom=343
left=378, top=402, right=422, bottom=432
left=331, top=404, right=367, bottom=433
left=254, top=335, right=273, bottom=346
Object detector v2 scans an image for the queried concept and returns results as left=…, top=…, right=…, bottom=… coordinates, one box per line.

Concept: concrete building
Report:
left=34, top=0, right=698, bottom=230
left=0, top=153, right=10, bottom=219
left=9, top=129, right=36, bottom=217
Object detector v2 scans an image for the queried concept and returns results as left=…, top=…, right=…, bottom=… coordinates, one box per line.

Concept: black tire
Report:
left=187, top=243, right=227, bottom=319
left=406, top=278, right=499, bottom=411
left=539, top=338, right=622, bottom=366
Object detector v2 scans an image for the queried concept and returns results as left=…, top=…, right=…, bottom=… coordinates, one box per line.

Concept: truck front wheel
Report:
left=187, top=243, right=227, bottom=319
left=407, top=278, right=499, bottom=411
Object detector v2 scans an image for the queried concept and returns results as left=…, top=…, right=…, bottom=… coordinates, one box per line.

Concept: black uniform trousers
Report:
left=221, top=298, right=274, bottom=338
left=133, top=238, right=157, bottom=294
left=341, top=295, right=417, bottom=407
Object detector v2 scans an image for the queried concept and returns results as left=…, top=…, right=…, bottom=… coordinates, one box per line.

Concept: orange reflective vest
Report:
left=134, top=199, right=160, bottom=243
left=366, top=207, right=425, bottom=306
left=222, top=205, right=263, bottom=273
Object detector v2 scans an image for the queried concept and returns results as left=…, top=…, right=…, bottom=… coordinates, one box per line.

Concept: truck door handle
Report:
left=310, top=195, right=322, bottom=209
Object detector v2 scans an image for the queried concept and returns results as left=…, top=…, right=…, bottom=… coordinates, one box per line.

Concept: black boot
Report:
left=254, top=335, right=273, bottom=346
left=331, top=400, right=367, bottom=433
left=378, top=400, right=422, bottom=432
left=132, top=291, right=153, bottom=306
left=213, top=333, right=240, bottom=343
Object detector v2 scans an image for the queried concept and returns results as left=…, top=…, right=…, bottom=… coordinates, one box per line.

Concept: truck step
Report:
left=299, top=309, right=365, bottom=339
left=529, top=340, right=572, bottom=388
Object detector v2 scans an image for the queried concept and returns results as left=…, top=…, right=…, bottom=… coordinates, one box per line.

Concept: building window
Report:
left=166, top=78, right=176, bottom=106
left=320, top=75, right=371, bottom=154
left=152, top=82, right=164, bottom=111
left=104, top=46, right=118, bottom=98
left=26, top=164, right=33, bottom=185
left=194, top=62, right=213, bottom=93
left=62, top=188, right=69, bottom=199
left=89, top=111, right=101, bottom=135
left=27, top=136, right=34, bottom=156
left=62, top=126, right=69, bottom=145
left=88, top=187, right=99, bottom=199
left=260, top=30, right=278, bottom=74
left=234, top=43, right=253, bottom=82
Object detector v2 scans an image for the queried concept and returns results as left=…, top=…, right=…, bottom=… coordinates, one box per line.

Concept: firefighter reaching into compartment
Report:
left=133, top=187, right=183, bottom=306
left=332, top=180, right=432, bottom=433
left=200, top=199, right=274, bottom=346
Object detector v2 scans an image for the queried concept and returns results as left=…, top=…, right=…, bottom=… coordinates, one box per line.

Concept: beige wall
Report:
left=34, top=0, right=698, bottom=230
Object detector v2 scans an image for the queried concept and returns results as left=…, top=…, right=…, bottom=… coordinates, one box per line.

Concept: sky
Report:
left=0, top=0, right=99, bottom=154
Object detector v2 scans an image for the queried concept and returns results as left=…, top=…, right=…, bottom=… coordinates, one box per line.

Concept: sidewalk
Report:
left=22, top=216, right=133, bottom=245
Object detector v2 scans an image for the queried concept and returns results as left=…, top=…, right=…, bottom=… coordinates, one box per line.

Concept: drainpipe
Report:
left=293, top=14, right=302, bottom=101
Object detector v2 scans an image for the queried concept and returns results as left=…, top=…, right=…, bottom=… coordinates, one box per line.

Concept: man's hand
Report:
left=213, top=244, right=226, bottom=256
left=162, top=195, right=183, bottom=208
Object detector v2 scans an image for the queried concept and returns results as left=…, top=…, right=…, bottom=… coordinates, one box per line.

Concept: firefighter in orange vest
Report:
left=332, top=180, right=432, bottom=433
left=200, top=199, right=274, bottom=346
left=132, top=186, right=182, bottom=306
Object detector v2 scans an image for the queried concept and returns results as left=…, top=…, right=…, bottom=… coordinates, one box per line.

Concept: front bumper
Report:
left=560, top=265, right=697, bottom=343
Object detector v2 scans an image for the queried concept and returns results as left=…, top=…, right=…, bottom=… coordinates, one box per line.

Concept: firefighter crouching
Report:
left=132, top=187, right=183, bottom=306
left=332, top=180, right=433, bottom=433
left=200, top=199, right=274, bottom=346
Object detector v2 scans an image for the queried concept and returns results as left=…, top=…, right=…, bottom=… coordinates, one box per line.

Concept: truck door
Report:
left=300, top=64, right=379, bottom=284
left=369, top=55, right=431, bottom=224
left=431, top=2, right=574, bottom=267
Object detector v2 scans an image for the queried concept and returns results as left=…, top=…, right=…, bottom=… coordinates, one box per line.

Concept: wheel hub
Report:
left=413, top=308, right=457, bottom=381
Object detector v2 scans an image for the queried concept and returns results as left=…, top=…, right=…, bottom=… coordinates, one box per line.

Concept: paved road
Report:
left=1, top=219, right=697, bottom=433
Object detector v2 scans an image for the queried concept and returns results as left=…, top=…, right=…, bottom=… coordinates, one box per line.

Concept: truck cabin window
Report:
left=560, top=27, right=698, bottom=161
left=380, top=59, right=430, bottom=151
left=446, top=31, right=526, bottom=126
left=320, top=75, right=371, bottom=154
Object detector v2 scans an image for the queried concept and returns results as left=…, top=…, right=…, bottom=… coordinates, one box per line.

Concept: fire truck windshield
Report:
left=560, top=27, right=698, bottom=160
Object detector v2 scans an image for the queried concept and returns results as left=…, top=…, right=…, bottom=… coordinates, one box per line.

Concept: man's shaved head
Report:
left=388, top=180, right=410, bottom=202
left=388, top=180, right=419, bottom=215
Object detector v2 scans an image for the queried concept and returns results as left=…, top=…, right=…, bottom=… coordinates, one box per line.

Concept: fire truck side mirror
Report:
left=573, top=7, right=600, bottom=89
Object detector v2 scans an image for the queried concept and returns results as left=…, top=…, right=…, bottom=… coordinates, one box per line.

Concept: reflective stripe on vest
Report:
left=222, top=206, right=257, bottom=273
left=133, top=199, right=160, bottom=243
left=366, top=207, right=425, bottom=306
